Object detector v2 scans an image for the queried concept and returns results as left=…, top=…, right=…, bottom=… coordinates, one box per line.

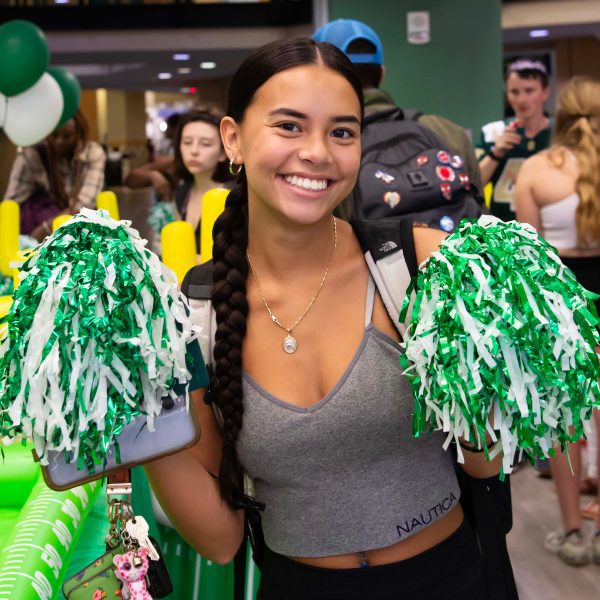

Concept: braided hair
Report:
left=210, top=37, right=364, bottom=508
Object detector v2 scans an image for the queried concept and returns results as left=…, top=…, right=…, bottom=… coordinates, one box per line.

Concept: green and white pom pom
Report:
left=400, top=215, right=600, bottom=475
left=19, top=234, right=39, bottom=250
left=0, top=208, right=199, bottom=471
left=148, top=201, right=177, bottom=235
left=0, top=275, right=12, bottom=297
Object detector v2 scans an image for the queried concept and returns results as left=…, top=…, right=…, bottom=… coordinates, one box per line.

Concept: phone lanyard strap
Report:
left=106, top=469, right=132, bottom=497
left=105, top=469, right=133, bottom=550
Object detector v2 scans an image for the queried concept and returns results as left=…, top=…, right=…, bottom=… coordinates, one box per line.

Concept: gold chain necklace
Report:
left=246, top=216, right=337, bottom=354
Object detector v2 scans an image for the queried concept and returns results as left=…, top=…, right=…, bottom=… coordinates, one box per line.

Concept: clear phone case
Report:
left=39, top=395, right=200, bottom=491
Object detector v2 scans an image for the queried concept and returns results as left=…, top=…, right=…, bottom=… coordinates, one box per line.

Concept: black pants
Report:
left=561, top=255, right=600, bottom=313
left=257, top=519, right=488, bottom=600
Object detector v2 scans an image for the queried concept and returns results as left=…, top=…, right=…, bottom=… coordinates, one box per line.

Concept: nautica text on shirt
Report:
left=396, top=492, right=458, bottom=538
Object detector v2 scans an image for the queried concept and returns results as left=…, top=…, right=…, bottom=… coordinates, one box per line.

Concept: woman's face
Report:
left=49, top=120, right=79, bottom=158
left=179, top=121, right=225, bottom=177
left=224, top=63, right=362, bottom=226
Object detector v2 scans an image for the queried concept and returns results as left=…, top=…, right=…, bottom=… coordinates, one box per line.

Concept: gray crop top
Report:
left=236, top=276, right=460, bottom=558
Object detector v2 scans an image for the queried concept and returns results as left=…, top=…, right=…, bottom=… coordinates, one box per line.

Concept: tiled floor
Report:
left=508, top=463, right=600, bottom=599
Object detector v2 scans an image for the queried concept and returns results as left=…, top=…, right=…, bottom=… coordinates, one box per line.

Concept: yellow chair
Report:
left=200, top=188, right=229, bottom=262
left=0, top=200, right=19, bottom=278
left=161, top=221, right=197, bottom=284
left=52, top=214, right=72, bottom=231
left=96, top=190, right=120, bottom=220
left=484, top=183, right=493, bottom=210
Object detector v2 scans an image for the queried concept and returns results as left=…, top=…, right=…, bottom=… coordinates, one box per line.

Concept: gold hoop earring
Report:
left=229, top=159, right=243, bottom=177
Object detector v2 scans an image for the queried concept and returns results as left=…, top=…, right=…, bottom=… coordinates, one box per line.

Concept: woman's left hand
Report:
left=30, top=220, right=53, bottom=242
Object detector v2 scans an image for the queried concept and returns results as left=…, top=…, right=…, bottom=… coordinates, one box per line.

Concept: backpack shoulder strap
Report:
left=181, top=259, right=260, bottom=508
left=181, top=261, right=216, bottom=370
left=351, top=218, right=418, bottom=338
left=402, top=108, right=424, bottom=122
left=364, top=107, right=423, bottom=126
left=363, top=106, right=403, bottom=126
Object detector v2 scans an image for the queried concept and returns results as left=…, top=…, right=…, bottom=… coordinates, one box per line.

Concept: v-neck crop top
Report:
left=236, top=277, right=460, bottom=558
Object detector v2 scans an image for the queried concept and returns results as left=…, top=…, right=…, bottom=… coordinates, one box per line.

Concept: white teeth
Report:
left=284, top=175, right=328, bottom=191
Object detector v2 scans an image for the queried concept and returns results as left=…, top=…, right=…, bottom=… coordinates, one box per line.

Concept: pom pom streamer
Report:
left=0, top=275, right=12, bottom=297
left=400, top=215, right=600, bottom=475
left=0, top=208, right=198, bottom=471
left=148, top=201, right=177, bottom=236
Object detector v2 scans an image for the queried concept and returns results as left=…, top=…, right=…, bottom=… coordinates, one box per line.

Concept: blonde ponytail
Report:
left=552, top=77, right=600, bottom=247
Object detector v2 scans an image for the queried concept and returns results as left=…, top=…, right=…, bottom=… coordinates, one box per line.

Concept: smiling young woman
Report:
left=145, top=37, right=501, bottom=600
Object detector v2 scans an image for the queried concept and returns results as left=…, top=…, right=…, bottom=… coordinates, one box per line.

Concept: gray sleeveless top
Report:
left=237, top=277, right=460, bottom=557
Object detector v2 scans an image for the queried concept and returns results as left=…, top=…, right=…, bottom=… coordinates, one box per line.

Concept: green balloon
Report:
left=48, top=66, right=81, bottom=128
left=0, top=20, right=49, bottom=97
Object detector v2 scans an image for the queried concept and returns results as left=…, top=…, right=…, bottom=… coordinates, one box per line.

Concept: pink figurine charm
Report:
left=113, top=547, right=152, bottom=600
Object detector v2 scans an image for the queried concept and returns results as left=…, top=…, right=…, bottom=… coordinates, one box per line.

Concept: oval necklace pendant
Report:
left=283, top=334, right=298, bottom=354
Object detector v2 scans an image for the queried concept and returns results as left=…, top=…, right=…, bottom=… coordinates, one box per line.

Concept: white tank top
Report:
left=539, top=192, right=579, bottom=249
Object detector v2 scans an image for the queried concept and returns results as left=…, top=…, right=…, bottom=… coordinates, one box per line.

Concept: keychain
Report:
left=62, top=470, right=172, bottom=600
left=124, top=514, right=173, bottom=597
left=113, top=546, right=151, bottom=600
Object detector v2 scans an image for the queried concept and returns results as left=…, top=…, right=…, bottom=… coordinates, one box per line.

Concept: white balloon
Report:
left=4, top=74, right=63, bottom=147
left=0, top=93, right=6, bottom=129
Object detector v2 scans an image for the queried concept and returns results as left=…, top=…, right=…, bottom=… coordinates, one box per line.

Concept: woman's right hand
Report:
left=491, top=125, right=522, bottom=159
left=124, top=156, right=175, bottom=198
left=148, top=170, right=173, bottom=200
left=144, top=389, right=245, bottom=564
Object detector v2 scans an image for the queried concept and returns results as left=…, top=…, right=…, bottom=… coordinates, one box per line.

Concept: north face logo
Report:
left=379, top=241, right=398, bottom=253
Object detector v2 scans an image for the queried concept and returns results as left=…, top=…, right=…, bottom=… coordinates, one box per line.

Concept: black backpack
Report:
left=351, top=108, right=485, bottom=232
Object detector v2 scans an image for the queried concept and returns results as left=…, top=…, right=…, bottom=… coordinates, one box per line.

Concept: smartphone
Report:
left=38, top=394, right=200, bottom=491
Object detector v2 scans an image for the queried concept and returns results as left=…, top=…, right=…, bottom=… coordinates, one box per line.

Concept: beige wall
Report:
left=80, top=89, right=100, bottom=144
left=554, top=37, right=600, bottom=95
left=103, top=90, right=147, bottom=149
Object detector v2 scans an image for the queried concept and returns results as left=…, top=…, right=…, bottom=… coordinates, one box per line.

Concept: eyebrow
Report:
left=268, top=108, right=360, bottom=125
left=182, top=135, right=214, bottom=140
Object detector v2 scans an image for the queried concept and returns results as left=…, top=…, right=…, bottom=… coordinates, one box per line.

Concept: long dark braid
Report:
left=210, top=176, right=249, bottom=507
left=209, top=37, right=364, bottom=508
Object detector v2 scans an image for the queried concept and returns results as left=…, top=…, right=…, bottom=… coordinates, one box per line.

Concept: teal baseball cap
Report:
left=313, top=19, right=383, bottom=65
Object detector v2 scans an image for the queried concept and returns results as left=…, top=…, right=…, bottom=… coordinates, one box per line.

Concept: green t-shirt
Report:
left=476, top=118, right=552, bottom=221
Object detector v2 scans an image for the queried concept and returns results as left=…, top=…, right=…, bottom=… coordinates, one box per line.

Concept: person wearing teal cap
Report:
left=313, top=18, right=482, bottom=221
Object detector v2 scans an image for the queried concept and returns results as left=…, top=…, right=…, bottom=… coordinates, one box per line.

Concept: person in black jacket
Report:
left=313, top=18, right=482, bottom=221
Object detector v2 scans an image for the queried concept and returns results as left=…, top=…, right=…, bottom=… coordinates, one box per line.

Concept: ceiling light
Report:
left=159, top=121, right=168, bottom=132
left=200, top=62, right=217, bottom=70
left=529, top=29, right=549, bottom=38
left=57, top=63, right=145, bottom=76
left=158, top=73, right=172, bottom=80
left=177, top=67, right=192, bottom=74
left=173, top=53, right=190, bottom=61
